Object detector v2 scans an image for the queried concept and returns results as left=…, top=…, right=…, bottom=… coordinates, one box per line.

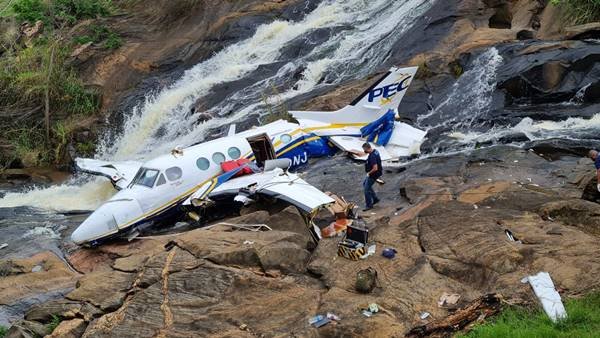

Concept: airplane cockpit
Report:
left=129, top=166, right=184, bottom=189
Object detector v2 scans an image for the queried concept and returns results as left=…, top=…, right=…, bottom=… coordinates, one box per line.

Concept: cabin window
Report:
left=196, top=157, right=210, bottom=170
left=212, top=152, right=226, bottom=165
left=228, top=147, right=241, bottom=159
left=280, top=134, right=292, bottom=144
left=133, top=168, right=159, bottom=188
left=166, top=167, right=183, bottom=181
left=156, top=174, right=166, bottom=186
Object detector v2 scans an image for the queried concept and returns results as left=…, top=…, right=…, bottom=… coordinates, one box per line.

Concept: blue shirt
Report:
left=366, top=150, right=382, bottom=179
left=595, top=156, right=600, bottom=170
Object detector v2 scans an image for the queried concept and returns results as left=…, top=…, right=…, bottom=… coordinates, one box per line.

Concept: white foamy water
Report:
left=417, top=47, right=504, bottom=129
left=448, top=113, right=600, bottom=144
left=1, top=0, right=435, bottom=211
left=1, top=179, right=115, bottom=211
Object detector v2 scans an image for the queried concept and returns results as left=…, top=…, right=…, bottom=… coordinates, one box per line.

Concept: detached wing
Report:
left=208, top=169, right=335, bottom=213
left=75, top=158, right=142, bottom=190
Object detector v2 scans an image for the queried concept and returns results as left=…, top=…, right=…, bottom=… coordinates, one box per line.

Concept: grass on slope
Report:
left=461, top=292, right=600, bottom=338
left=551, top=0, right=600, bottom=24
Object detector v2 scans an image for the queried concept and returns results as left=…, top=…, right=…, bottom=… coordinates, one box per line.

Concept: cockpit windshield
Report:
left=131, top=168, right=159, bottom=188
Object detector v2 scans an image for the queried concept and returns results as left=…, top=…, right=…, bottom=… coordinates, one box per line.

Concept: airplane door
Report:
left=246, top=133, right=276, bottom=167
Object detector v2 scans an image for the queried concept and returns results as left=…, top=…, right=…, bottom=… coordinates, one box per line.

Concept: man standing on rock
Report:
left=360, top=142, right=382, bottom=211
left=588, top=150, right=600, bottom=192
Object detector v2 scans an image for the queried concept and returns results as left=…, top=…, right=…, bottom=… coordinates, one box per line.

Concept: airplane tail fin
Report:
left=290, top=66, right=418, bottom=124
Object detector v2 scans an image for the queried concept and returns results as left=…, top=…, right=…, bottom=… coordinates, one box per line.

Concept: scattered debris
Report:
left=360, top=244, right=377, bottom=259
left=239, top=324, right=248, bottom=330
left=0, top=243, right=7, bottom=250
left=473, top=204, right=479, bottom=209
left=504, top=229, right=521, bottom=243
left=326, top=312, right=341, bottom=321
left=31, top=265, right=42, bottom=273
left=438, top=293, right=461, bottom=308
left=420, top=312, right=431, bottom=320
left=521, top=272, right=567, bottom=322
left=309, top=313, right=340, bottom=328
left=207, top=223, right=272, bottom=232
left=361, top=303, right=380, bottom=317
left=382, top=248, right=397, bottom=259
left=406, top=294, right=502, bottom=338
left=243, top=240, right=254, bottom=245
left=355, top=267, right=377, bottom=294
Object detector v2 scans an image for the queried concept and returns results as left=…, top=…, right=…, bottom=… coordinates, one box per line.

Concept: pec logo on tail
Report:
left=367, top=74, right=413, bottom=104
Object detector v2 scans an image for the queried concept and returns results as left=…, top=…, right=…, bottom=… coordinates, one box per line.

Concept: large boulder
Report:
left=539, top=199, right=600, bottom=236
left=174, top=227, right=312, bottom=273
left=66, top=271, right=136, bottom=311
left=82, top=262, right=320, bottom=337
left=46, top=318, right=87, bottom=338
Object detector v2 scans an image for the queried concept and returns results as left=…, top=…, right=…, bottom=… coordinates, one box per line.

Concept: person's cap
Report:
left=362, top=142, right=372, bottom=149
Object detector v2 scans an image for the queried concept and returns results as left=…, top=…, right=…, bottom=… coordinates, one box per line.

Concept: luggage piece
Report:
left=337, top=225, right=372, bottom=261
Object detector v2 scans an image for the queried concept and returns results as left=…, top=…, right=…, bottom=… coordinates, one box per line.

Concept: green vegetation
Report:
left=0, top=325, right=7, bottom=338
left=47, top=314, right=62, bottom=333
left=450, top=61, right=464, bottom=78
left=461, top=292, right=600, bottom=338
left=551, top=0, right=600, bottom=24
left=0, top=0, right=119, bottom=167
left=12, top=0, right=112, bottom=25
left=74, top=24, right=121, bottom=49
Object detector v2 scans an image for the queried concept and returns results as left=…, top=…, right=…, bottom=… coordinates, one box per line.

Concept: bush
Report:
left=53, top=0, right=111, bottom=25
left=551, top=0, right=600, bottom=24
left=74, top=24, right=121, bottom=49
left=12, top=0, right=46, bottom=23
left=12, top=0, right=112, bottom=25
left=0, top=39, right=99, bottom=165
left=47, top=314, right=62, bottom=333
left=0, top=325, right=7, bottom=338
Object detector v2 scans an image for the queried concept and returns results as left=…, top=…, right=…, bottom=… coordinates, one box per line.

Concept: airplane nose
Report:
left=71, top=208, right=119, bottom=244
left=71, top=198, right=144, bottom=244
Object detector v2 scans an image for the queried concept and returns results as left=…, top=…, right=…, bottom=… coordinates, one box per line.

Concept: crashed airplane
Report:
left=71, top=66, right=426, bottom=245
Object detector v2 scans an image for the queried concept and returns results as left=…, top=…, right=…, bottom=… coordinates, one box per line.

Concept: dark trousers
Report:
left=363, top=176, right=379, bottom=208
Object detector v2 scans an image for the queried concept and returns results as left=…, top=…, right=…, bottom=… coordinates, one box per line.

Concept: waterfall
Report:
left=1, top=0, right=435, bottom=211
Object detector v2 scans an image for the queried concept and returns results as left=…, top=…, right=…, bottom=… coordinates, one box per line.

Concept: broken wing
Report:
left=75, top=158, right=142, bottom=190
left=189, top=168, right=335, bottom=213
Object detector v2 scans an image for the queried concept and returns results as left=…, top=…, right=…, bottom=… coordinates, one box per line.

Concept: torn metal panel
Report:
left=522, top=272, right=567, bottom=322
left=75, top=158, right=142, bottom=190
left=208, top=168, right=335, bottom=213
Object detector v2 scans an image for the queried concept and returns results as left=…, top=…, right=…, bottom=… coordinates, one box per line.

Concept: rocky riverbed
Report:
left=3, top=146, right=600, bottom=337
left=3, top=0, right=600, bottom=337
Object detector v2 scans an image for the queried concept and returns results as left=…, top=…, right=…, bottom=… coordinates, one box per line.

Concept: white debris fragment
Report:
left=521, top=272, right=567, bottom=322
left=514, top=160, right=519, bottom=163
left=0, top=243, right=7, bottom=250
left=473, top=204, right=479, bottom=209
left=420, top=312, right=431, bottom=320
left=243, top=240, right=254, bottom=245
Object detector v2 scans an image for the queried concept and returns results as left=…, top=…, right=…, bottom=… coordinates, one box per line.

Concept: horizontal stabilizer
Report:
left=75, top=158, right=142, bottom=190
left=328, top=121, right=426, bottom=161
